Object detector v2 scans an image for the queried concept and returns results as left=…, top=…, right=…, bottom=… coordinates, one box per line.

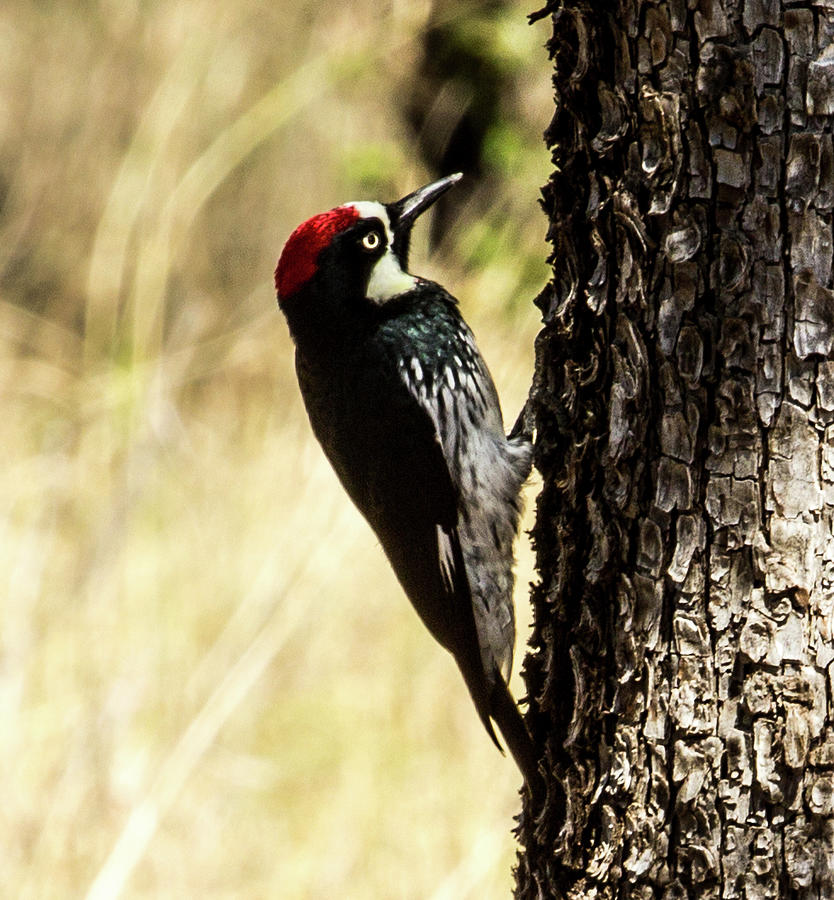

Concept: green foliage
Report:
left=338, top=142, right=405, bottom=198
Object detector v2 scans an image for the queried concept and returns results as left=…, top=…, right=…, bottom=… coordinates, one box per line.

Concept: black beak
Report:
left=387, top=173, right=463, bottom=268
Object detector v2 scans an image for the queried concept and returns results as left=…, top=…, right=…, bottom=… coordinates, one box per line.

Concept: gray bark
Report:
left=516, top=0, right=834, bottom=897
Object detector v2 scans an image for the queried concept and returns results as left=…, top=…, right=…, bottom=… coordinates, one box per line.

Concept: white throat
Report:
left=366, top=250, right=417, bottom=303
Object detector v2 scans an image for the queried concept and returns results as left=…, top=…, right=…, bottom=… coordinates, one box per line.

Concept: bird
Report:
left=274, top=173, right=539, bottom=792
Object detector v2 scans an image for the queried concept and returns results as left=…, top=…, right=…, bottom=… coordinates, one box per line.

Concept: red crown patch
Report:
left=275, top=205, right=360, bottom=300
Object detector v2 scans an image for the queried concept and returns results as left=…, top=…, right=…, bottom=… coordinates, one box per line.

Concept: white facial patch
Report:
left=348, top=200, right=391, bottom=225
left=366, top=250, right=417, bottom=302
left=345, top=200, right=417, bottom=304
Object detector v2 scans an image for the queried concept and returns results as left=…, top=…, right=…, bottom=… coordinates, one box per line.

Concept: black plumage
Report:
left=276, top=176, right=539, bottom=792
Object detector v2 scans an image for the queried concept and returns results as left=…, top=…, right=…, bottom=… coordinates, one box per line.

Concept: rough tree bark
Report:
left=516, top=0, right=834, bottom=897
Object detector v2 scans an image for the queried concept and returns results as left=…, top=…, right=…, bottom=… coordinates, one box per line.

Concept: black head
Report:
left=275, top=174, right=462, bottom=343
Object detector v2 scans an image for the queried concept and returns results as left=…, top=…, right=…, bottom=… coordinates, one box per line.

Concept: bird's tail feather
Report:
left=489, top=675, right=541, bottom=798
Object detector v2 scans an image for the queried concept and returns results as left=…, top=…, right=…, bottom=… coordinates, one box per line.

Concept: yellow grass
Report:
left=1, top=1, right=550, bottom=896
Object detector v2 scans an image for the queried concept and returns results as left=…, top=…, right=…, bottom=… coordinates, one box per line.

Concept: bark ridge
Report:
left=518, top=1, right=834, bottom=897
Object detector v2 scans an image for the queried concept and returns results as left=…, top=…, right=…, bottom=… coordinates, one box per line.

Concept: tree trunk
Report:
left=516, top=0, right=834, bottom=897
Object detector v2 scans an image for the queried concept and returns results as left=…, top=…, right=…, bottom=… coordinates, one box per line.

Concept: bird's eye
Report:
left=360, top=231, right=381, bottom=252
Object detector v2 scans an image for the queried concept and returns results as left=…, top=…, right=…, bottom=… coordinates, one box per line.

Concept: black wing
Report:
left=296, top=349, right=500, bottom=747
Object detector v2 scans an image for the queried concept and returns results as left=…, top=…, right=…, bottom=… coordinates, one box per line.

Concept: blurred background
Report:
left=1, top=0, right=551, bottom=896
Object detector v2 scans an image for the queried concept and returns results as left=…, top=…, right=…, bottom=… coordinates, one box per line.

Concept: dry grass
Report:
left=1, top=1, right=550, bottom=896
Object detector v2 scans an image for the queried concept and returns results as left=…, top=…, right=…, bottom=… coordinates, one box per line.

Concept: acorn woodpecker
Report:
left=275, top=173, right=539, bottom=791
